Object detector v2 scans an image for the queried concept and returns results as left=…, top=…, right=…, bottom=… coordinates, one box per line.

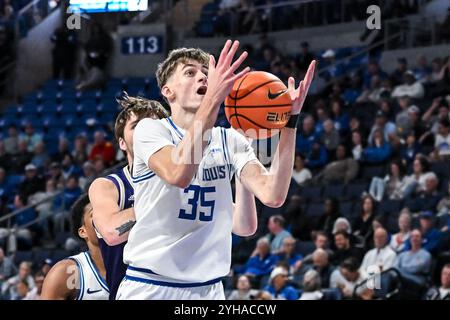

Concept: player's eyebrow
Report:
left=182, top=63, right=198, bottom=70
left=130, top=119, right=140, bottom=128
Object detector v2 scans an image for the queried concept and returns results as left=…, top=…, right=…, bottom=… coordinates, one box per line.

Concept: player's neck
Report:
left=88, top=245, right=106, bottom=278
left=170, top=108, right=196, bottom=131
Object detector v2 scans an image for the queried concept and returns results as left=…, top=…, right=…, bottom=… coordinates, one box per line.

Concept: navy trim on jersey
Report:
left=220, top=128, right=231, bottom=177
left=124, top=274, right=223, bottom=288
left=133, top=173, right=156, bottom=183
left=68, top=258, right=84, bottom=300
left=166, top=117, right=184, bottom=140
left=84, top=252, right=109, bottom=292
left=127, top=265, right=157, bottom=274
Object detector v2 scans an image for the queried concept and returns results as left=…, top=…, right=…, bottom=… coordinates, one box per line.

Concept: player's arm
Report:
left=148, top=40, right=249, bottom=188
left=41, top=260, right=78, bottom=300
left=89, top=177, right=135, bottom=246
left=232, top=177, right=257, bottom=236
left=240, top=61, right=316, bottom=208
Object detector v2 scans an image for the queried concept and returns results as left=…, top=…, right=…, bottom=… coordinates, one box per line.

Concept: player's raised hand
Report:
left=205, top=40, right=250, bottom=104
left=287, top=60, right=316, bottom=115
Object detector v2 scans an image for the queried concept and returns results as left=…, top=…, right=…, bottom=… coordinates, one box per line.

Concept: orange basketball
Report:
left=225, top=71, right=292, bottom=139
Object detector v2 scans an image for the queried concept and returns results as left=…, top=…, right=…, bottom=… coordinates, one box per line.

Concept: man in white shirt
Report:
left=360, top=228, right=396, bottom=278
left=391, top=70, right=425, bottom=99
left=434, top=119, right=450, bottom=151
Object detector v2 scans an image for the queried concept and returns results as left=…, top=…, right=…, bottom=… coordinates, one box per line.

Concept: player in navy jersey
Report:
left=88, top=93, right=169, bottom=299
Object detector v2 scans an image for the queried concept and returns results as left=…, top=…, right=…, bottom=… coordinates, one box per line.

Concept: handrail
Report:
left=18, top=0, right=43, bottom=16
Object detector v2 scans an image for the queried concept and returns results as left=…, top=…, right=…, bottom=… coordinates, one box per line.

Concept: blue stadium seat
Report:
left=298, top=186, right=323, bottom=202
left=343, top=182, right=367, bottom=200
left=7, top=174, right=24, bottom=188
left=339, top=201, right=354, bottom=217
left=295, top=241, right=315, bottom=256
left=378, top=199, right=403, bottom=215
left=76, top=90, right=101, bottom=101
left=13, top=251, right=33, bottom=266
left=431, top=161, right=450, bottom=180
left=305, top=203, right=324, bottom=217
left=33, top=249, right=52, bottom=265
left=323, top=184, right=345, bottom=199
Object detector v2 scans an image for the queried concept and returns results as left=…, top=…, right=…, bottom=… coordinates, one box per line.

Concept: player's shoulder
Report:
left=89, top=176, right=117, bottom=195
left=47, top=258, right=77, bottom=281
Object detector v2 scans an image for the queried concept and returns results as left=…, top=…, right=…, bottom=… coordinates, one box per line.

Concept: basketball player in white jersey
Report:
left=117, top=40, right=316, bottom=300
left=41, top=194, right=109, bottom=300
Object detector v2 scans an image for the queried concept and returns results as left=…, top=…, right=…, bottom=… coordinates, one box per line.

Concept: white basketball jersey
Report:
left=68, top=252, right=109, bottom=300
left=124, top=117, right=257, bottom=283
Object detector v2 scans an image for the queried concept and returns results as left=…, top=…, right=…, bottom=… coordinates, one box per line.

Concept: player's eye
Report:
left=185, top=69, right=195, bottom=76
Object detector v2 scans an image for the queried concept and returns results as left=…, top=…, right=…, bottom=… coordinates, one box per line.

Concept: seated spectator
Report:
left=412, top=173, right=444, bottom=212
left=61, top=154, right=82, bottom=180
left=0, top=142, right=8, bottom=172
left=263, top=266, right=299, bottom=300
left=320, top=119, right=340, bottom=153
left=29, top=179, right=58, bottom=238
left=391, top=70, right=425, bottom=99
left=421, top=97, right=449, bottom=136
left=244, top=238, right=278, bottom=278
left=369, top=159, right=408, bottom=201
left=362, top=129, right=392, bottom=164
left=14, top=279, right=30, bottom=300
left=309, top=248, right=333, bottom=288
left=265, top=215, right=292, bottom=254
left=0, top=247, right=17, bottom=287
left=402, top=156, right=433, bottom=197
left=296, top=115, right=318, bottom=155
left=47, top=162, right=65, bottom=189
left=284, top=194, right=312, bottom=241
left=399, top=105, right=427, bottom=141
left=276, top=237, right=303, bottom=274
left=19, top=123, right=43, bottom=153
left=332, top=231, right=363, bottom=266
left=400, top=132, right=422, bottom=165
left=332, top=217, right=352, bottom=236
left=394, top=229, right=432, bottom=296
left=356, top=75, right=390, bottom=103
left=390, top=209, right=412, bottom=253
left=413, top=54, right=432, bottom=83
left=296, top=41, right=315, bottom=74
left=353, top=195, right=376, bottom=244
left=351, top=130, right=364, bottom=161
left=52, top=175, right=82, bottom=231
left=305, top=142, right=328, bottom=169
left=437, top=181, right=450, bottom=217
left=368, top=110, right=397, bottom=146
left=0, top=167, right=12, bottom=201
left=360, top=228, right=396, bottom=277
left=227, top=274, right=259, bottom=300
left=1, top=261, right=35, bottom=300
left=89, top=131, right=116, bottom=166
left=429, top=57, right=443, bottom=83
left=22, top=271, right=44, bottom=300
left=30, top=142, right=50, bottom=170
left=299, top=269, right=324, bottom=300
left=404, top=211, right=443, bottom=254
left=79, top=161, right=96, bottom=191
left=343, top=74, right=363, bottom=105
left=18, top=163, right=45, bottom=199
left=363, top=60, right=388, bottom=90
left=330, top=257, right=365, bottom=299
left=72, top=134, right=88, bottom=166
left=433, top=119, right=450, bottom=160
left=301, top=232, right=333, bottom=265
left=425, top=264, right=450, bottom=300
left=320, top=49, right=345, bottom=81
left=315, top=198, right=340, bottom=237
left=10, top=140, right=32, bottom=174
left=391, top=57, right=408, bottom=86
left=292, top=153, right=311, bottom=186
left=4, top=124, right=19, bottom=155
left=52, top=137, right=71, bottom=164
left=330, top=98, right=350, bottom=134
left=313, top=145, right=359, bottom=184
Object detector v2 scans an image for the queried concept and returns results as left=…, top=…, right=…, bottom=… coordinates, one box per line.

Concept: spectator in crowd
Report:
left=72, top=134, right=88, bottom=166
left=422, top=97, right=449, bottom=136
left=362, top=129, right=392, bottom=164
left=266, top=215, right=292, bottom=254
left=396, top=104, right=421, bottom=140
left=343, top=74, right=363, bottom=105
left=61, top=154, right=81, bottom=180
left=93, top=157, right=106, bottom=176
left=369, top=160, right=408, bottom=201
left=22, top=271, right=45, bottom=300
left=310, top=248, right=333, bottom=288
left=332, top=230, right=363, bottom=265
left=1, top=261, right=35, bottom=300
left=29, top=179, right=58, bottom=238
left=305, top=141, right=328, bottom=169
left=47, top=162, right=65, bottom=189
left=276, top=236, right=303, bottom=274
left=363, top=61, right=388, bottom=90
left=296, top=115, right=318, bottom=155
left=292, top=153, right=312, bottom=186
left=0, top=141, right=8, bottom=171
left=320, top=119, right=340, bottom=153
left=302, top=232, right=333, bottom=265
left=403, top=156, right=433, bottom=197
left=315, top=198, right=340, bottom=237
left=413, top=54, right=432, bottom=83
left=320, top=49, right=345, bottom=81
left=30, top=142, right=50, bottom=170
left=10, top=140, right=32, bottom=174
left=391, top=57, right=408, bottom=85
left=437, top=181, right=450, bottom=217
left=357, top=75, right=389, bottom=103
left=390, top=209, right=412, bottom=253
left=330, top=99, right=350, bottom=134
left=425, top=264, right=450, bottom=300
left=0, top=247, right=17, bottom=288
left=360, top=228, right=396, bottom=277
left=79, top=161, right=96, bottom=191
left=283, top=195, right=312, bottom=241
left=330, top=257, right=364, bottom=299
left=227, top=274, right=259, bottom=300
left=52, top=175, right=82, bottom=232
left=413, top=173, right=444, bottom=212
left=89, top=131, right=115, bottom=166
left=0, top=167, right=12, bottom=201
left=244, top=238, right=278, bottom=279
left=4, top=125, right=19, bottom=155
left=11, top=194, right=38, bottom=248
left=52, top=137, right=71, bottom=164
left=332, top=217, right=352, bottom=235
left=313, top=144, right=359, bottom=184
left=353, top=195, right=376, bottom=244
left=18, top=164, right=45, bottom=199
left=20, top=123, right=43, bottom=153
left=263, top=266, right=299, bottom=300
left=351, top=130, right=364, bottom=161
left=296, top=41, right=315, bottom=73
left=368, top=110, right=397, bottom=146
left=400, top=132, right=422, bottom=165
left=430, top=57, right=443, bottom=83
left=14, top=279, right=30, bottom=300
left=433, top=119, right=450, bottom=158
left=391, top=71, right=425, bottom=99
left=298, top=269, right=323, bottom=300
left=50, top=26, right=77, bottom=79
left=394, top=229, right=432, bottom=297
left=404, top=211, right=443, bottom=254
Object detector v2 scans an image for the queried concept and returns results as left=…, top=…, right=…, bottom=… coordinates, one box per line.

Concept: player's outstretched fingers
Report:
left=287, top=77, right=295, bottom=94
left=224, top=40, right=240, bottom=68
left=209, top=55, right=216, bottom=72
left=229, top=51, right=248, bottom=75
left=229, top=66, right=250, bottom=83
left=218, top=39, right=232, bottom=66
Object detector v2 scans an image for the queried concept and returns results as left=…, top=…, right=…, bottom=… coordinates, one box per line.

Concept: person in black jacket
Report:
left=315, top=197, right=340, bottom=237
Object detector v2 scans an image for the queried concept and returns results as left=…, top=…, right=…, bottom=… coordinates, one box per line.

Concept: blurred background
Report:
left=0, top=0, right=450, bottom=300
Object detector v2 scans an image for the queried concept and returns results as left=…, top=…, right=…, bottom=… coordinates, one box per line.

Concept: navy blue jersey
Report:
left=98, top=165, right=134, bottom=300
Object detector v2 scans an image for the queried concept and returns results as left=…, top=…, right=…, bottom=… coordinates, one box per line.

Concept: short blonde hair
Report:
left=156, top=47, right=209, bottom=90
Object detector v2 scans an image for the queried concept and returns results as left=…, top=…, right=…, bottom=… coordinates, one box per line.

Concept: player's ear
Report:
left=161, top=84, right=175, bottom=102
left=118, top=137, right=127, bottom=152
left=78, top=226, right=88, bottom=240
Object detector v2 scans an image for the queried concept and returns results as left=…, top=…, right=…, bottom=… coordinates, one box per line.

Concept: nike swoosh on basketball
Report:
left=86, top=288, right=102, bottom=294
left=267, top=89, right=286, bottom=100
